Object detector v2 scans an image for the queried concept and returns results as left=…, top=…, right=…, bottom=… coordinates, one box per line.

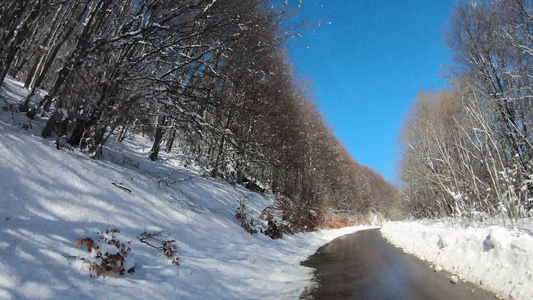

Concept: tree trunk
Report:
left=42, top=109, right=62, bottom=138
left=165, top=128, right=176, bottom=153
left=150, top=126, right=164, bottom=161
left=149, top=115, right=167, bottom=161
left=210, top=133, right=226, bottom=178
left=0, top=0, right=26, bottom=59
left=24, top=4, right=64, bottom=89
left=0, top=1, right=42, bottom=85
left=37, top=1, right=102, bottom=116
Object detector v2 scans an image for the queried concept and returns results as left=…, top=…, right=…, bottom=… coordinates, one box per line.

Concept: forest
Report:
left=400, top=0, right=532, bottom=220
left=0, top=0, right=399, bottom=230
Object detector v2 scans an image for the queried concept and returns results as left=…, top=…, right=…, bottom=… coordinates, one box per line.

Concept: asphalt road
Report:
left=300, top=229, right=497, bottom=300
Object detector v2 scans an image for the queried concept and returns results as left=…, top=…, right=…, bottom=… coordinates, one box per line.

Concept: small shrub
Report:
left=21, top=122, right=32, bottom=131
left=261, top=211, right=284, bottom=239
left=138, top=231, right=180, bottom=266
left=76, top=228, right=133, bottom=278
left=260, top=196, right=323, bottom=235
left=235, top=201, right=258, bottom=234
left=324, top=216, right=357, bottom=229
left=76, top=237, right=95, bottom=252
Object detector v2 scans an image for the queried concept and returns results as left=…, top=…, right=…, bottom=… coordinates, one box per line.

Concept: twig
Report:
left=112, top=182, right=132, bottom=193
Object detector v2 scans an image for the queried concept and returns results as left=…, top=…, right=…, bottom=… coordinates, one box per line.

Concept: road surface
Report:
left=300, top=229, right=497, bottom=300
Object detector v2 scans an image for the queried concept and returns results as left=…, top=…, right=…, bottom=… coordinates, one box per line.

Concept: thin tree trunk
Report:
left=24, top=4, right=64, bottom=89
left=211, top=108, right=233, bottom=178
left=150, top=116, right=167, bottom=161
left=0, top=1, right=42, bottom=85
left=0, top=0, right=26, bottom=57
left=39, top=0, right=103, bottom=113
left=165, top=128, right=176, bottom=153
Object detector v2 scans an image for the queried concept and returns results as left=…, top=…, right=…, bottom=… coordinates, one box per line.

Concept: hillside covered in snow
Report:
left=0, top=77, right=375, bottom=299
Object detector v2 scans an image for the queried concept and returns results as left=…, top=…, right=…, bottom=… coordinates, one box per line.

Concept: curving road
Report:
left=300, top=229, right=497, bottom=300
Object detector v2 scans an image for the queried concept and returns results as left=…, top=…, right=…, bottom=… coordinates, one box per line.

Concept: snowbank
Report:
left=381, top=219, right=533, bottom=300
left=0, top=77, right=370, bottom=299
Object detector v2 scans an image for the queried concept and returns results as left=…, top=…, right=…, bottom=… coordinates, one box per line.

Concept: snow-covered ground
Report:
left=381, top=219, right=533, bottom=300
left=0, top=77, right=374, bottom=299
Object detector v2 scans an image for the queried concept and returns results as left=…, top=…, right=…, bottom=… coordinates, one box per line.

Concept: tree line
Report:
left=0, top=0, right=399, bottom=229
left=400, top=0, right=532, bottom=220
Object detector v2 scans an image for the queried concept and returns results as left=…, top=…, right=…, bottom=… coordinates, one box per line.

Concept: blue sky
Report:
left=287, top=0, right=455, bottom=184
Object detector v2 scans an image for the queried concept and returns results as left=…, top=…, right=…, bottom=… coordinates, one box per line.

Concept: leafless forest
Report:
left=0, top=0, right=399, bottom=230
left=400, top=0, right=532, bottom=220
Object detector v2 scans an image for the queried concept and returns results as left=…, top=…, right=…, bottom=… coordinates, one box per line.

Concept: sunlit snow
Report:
left=0, top=77, right=371, bottom=299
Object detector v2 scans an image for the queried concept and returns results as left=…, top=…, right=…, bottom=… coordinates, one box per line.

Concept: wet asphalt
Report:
left=300, top=229, right=497, bottom=300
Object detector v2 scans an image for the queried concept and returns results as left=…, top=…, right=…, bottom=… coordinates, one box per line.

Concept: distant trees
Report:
left=400, top=0, right=532, bottom=220
left=0, top=0, right=399, bottom=228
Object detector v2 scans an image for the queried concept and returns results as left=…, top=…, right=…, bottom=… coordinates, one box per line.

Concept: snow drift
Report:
left=381, top=219, right=533, bottom=300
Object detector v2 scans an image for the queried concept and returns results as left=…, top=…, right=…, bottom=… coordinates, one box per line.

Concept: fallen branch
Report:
left=112, top=182, right=132, bottom=193
left=138, top=231, right=179, bottom=265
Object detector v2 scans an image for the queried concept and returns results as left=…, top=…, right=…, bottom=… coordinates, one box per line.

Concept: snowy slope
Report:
left=381, top=219, right=533, bottom=300
left=0, top=77, right=373, bottom=299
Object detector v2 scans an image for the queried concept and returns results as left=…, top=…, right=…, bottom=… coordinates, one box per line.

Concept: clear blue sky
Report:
left=287, top=0, right=455, bottom=184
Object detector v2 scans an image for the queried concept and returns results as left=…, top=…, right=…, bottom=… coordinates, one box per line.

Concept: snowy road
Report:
left=301, top=229, right=497, bottom=300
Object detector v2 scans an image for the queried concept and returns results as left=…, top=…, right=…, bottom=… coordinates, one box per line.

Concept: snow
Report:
left=381, top=219, right=533, bottom=300
left=0, top=77, right=372, bottom=299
